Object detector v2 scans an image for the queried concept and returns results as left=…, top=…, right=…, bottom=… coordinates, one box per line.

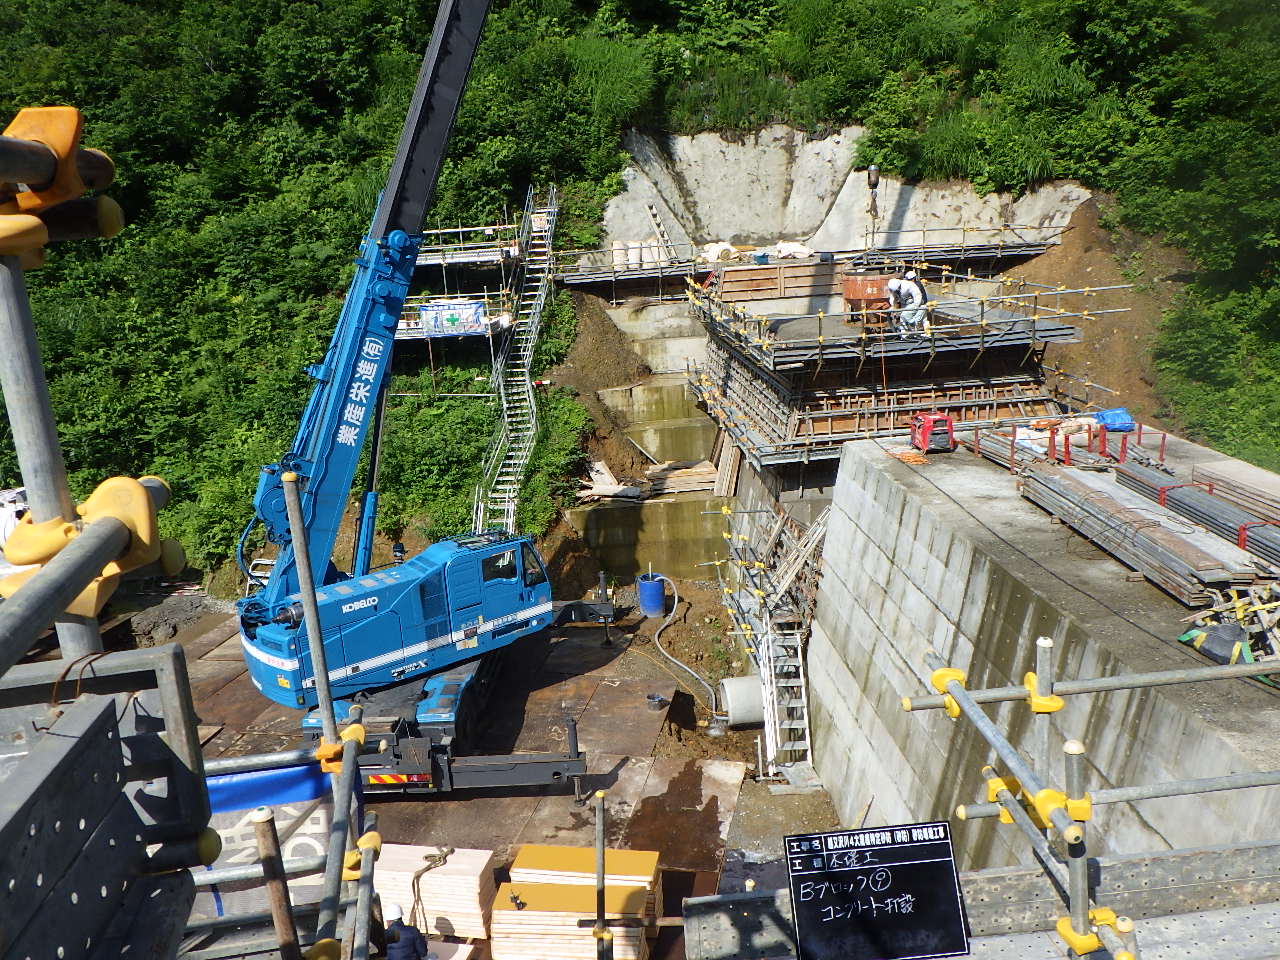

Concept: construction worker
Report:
left=383, top=903, right=432, bottom=960
left=886, top=270, right=928, bottom=335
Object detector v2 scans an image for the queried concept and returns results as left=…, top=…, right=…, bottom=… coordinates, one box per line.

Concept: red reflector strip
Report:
left=366, top=773, right=432, bottom=784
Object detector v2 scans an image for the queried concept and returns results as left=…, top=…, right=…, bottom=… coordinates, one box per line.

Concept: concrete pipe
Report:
left=719, top=675, right=764, bottom=728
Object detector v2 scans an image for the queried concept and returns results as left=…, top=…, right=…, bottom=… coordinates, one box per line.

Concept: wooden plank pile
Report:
left=373, top=845, right=495, bottom=940
left=645, top=459, right=716, bottom=495
left=577, top=460, right=716, bottom=500
left=509, top=843, right=662, bottom=929
left=490, top=881, right=651, bottom=960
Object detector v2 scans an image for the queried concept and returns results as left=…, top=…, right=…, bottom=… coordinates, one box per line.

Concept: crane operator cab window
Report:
left=522, top=543, right=548, bottom=588
left=482, top=549, right=517, bottom=582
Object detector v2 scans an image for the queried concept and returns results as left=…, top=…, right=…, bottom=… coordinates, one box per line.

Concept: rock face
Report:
left=602, top=124, right=1090, bottom=251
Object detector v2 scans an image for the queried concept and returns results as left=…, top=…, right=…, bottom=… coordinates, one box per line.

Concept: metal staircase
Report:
left=473, top=187, right=559, bottom=533
left=758, top=507, right=828, bottom=773
left=723, top=505, right=828, bottom=777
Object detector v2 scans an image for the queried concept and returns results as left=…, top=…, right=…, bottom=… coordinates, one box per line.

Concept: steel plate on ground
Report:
left=515, top=754, right=655, bottom=848
left=623, top=758, right=747, bottom=873
left=576, top=677, right=677, bottom=756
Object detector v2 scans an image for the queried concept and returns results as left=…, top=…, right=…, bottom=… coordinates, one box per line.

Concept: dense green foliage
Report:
left=4, top=0, right=1279, bottom=574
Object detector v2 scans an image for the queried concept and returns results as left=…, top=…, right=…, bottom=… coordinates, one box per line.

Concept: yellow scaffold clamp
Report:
left=0, top=475, right=180, bottom=616
left=342, top=830, right=383, bottom=881
left=1023, top=671, right=1064, bottom=714
left=929, top=667, right=966, bottom=719
left=1056, top=906, right=1123, bottom=956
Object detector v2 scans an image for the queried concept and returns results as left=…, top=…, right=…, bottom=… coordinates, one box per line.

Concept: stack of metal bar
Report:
left=1192, top=462, right=1280, bottom=522
left=1021, top=463, right=1274, bottom=605
left=1116, top=461, right=1280, bottom=565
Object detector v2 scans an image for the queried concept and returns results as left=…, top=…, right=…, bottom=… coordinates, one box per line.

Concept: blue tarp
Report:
left=206, top=763, right=330, bottom=815
left=1093, top=407, right=1136, bottom=432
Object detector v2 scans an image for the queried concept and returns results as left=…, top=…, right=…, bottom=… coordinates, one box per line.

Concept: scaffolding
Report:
left=0, top=249, right=377, bottom=959
left=899, top=640, right=1280, bottom=958
left=714, top=505, right=828, bottom=775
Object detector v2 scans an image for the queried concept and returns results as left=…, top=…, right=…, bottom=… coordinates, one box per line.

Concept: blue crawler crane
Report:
left=235, top=0, right=607, bottom=795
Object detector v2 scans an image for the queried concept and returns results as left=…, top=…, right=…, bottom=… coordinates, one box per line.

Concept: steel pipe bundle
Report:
left=1116, top=461, right=1280, bottom=566
left=1021, top=463, right=1272, bottom=606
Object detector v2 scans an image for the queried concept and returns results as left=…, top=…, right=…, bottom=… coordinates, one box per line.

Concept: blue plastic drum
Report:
left=637, top=573, right=666, bottom=617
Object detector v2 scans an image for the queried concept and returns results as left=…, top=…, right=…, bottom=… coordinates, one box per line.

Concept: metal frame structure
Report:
left=1, top=119, right=385, bottom=960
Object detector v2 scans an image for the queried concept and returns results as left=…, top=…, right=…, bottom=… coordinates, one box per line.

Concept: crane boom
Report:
left=240, top=0, right=491, bottom=621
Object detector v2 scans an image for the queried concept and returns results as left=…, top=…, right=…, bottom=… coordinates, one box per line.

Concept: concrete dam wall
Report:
left=807, top=441, right=1280, bottom=869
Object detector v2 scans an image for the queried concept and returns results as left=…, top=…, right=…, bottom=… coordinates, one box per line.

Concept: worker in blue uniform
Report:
left=384, top=903, right=433, bottom=960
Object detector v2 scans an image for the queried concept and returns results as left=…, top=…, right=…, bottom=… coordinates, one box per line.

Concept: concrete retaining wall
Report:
left=808, top=442, right=1280, bottom=869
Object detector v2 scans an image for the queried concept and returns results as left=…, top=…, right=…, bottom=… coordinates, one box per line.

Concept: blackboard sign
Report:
left=785, top=821, right=969, bottom=960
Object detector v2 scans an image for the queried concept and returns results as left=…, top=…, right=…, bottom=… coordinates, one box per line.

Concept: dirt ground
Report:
left=1015, top=196, right=1194, bottom=425
left=548, top=293, right=654, bottom=483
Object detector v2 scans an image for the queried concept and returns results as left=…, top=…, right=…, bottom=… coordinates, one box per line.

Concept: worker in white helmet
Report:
left=886, top=270, right=929, bottom=335
left=384, top=903, right=432, bottom=960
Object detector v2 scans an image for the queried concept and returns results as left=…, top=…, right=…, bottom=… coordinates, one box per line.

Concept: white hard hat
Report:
left=385, top=903, right=403, bottom=922
left=904, top=270, right=918, bottom=280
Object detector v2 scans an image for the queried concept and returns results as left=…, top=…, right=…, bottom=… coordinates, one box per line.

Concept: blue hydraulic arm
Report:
left=239, top=0, right=492, bottom=629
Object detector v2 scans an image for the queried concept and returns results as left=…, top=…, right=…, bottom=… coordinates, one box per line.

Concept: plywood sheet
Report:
left=493, top=881, right=648, bottom=916
left=512, top=844, right=658, bottom=881
left=376, top=845, right=495, bottom=940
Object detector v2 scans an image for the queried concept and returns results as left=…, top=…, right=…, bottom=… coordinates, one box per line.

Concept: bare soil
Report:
left=1017, top=196, right=1194, bottom=424
left=604, top=580, right=759, bottom=767
left=548, top=293, right=653, bottom=482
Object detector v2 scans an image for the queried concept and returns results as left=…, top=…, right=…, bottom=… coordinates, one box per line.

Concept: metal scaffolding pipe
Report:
left=959, top=768, right=1280, bottom=820
left=923, top=651, right=1080, bottom=843
left=1064, top=741, right=1090, bottom=938
left=980, top=765, right=1067, bottom=889
left=282, top=470, right=338, bottom=744
left=193, top=854, right=328, bottom=887
left=315, top=734, right=360, bottom=940
left=183, top=897, right=356, bottom=934
left=0, top=517, right=128, bottom=671
left=203, top=740, right=383, bottom=776
left=0, top=253, right=101, bottom=656
left=252, top=806, right=303, bottom=960
left=350, top=812, right=379, bottom=960
left=904, top=658, right=1280, bottom=713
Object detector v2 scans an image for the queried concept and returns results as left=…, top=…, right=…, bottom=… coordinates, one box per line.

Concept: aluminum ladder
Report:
left=646, top=201, right=677, bottom=263
left=756, top=506, right=828, bottom=774
left=472, top=187, right=559, bottom=533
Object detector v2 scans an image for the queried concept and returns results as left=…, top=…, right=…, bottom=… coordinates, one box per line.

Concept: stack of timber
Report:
left=1020, top=463, right=1274, bottom=605
left=578, top=460, right=716, bottom=500
left=509, top=843, right=662, bottom=931
left=1116, top=461, right=1280, bottom=566
left=490, top=882, right=650, bottom=960
left=645, top=459, right=716, bottom=494
left=1193, top=462, right=1280, bottom=523
left=373, top=845, right=495, bottom=940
